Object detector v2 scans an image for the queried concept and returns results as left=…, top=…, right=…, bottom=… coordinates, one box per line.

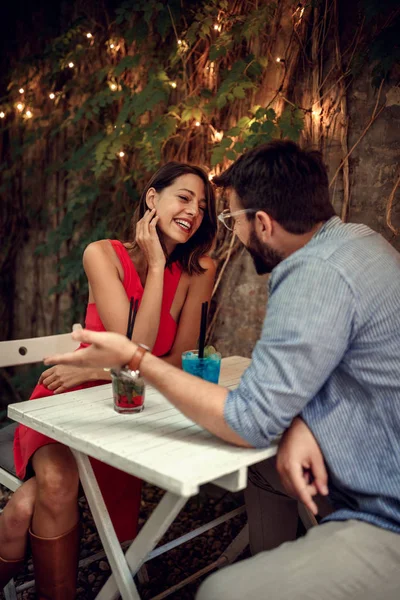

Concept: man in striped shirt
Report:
left=201, top=140, right=400, bottom=599
left=48, top=141, right=400, bottom=599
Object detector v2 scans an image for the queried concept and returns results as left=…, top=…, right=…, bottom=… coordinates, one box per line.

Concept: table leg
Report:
left=97, top=491, right=188, bottom=600
left=71, top=450, right=140, bottom=600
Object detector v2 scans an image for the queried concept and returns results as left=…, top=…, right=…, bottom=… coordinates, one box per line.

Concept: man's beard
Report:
left=246, top=227, right=284, bottom=274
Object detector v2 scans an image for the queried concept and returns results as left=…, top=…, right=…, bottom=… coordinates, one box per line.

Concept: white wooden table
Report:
left=8, top=356, right=277, bottom=600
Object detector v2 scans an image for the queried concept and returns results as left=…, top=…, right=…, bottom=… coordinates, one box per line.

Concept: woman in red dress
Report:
left=0, top=162, right=217, bottom=597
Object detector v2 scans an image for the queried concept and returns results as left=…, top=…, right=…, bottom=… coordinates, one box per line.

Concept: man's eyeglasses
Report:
left=217, top=209, right=257, bottom=231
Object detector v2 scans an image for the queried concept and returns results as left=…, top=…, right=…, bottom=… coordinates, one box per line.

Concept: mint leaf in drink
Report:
left=203, top=345, right=217, bottom=358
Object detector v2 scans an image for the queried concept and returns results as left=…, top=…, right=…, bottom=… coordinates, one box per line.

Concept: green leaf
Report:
left=220, top=137, right=232, bottom=149
left=277, top=106, right=305, bottom=141
left=237, top=116, right=251, bottom=128
left=192, top=108, right=202, bottom=120
left=114, top=55, right=141, bottom=76
left=181, top=108, right=193, bottom=122
left=234, top=141, right=245, bottom=153
left=255, top=107, right=266, bottom=119
left=200, top=88, right=213, bottom=99
left=261, top=120, right=275, bottom=136
left=216, top=95, right=227, bottom=109
left=209, top=44, right=227, bottom=61
left=211, top=146, right=226, bottom=167
left=233, top=86, right=246, bottom=99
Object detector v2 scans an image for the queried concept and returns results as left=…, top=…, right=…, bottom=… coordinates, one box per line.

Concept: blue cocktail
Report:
left=182, top=349, right=222, bottom=383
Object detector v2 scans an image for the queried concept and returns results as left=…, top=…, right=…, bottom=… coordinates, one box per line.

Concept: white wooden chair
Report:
left=0, top=329, right=80, bottom=600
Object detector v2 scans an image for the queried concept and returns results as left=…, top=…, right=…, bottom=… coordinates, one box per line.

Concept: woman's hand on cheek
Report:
left=136, top=209, right=166, bottom=271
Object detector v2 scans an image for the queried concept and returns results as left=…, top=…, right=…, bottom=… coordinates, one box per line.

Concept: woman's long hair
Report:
left=128, top=162, right=217, bottom=275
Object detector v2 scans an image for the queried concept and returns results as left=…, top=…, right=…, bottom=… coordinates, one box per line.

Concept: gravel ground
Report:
left=1, top=482, right=248, bottom=599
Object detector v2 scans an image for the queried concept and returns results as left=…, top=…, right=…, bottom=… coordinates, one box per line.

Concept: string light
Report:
left=276, top=57, right=284, bottom=63
left=214, top=130, right=223, bottom=142
left=49, top=93, right=55, bottom=99
left=195, top=121, right=201, bottom=127
left=177, top=39, right=182, bottom=45
left=110, top=43, right=115, bottom=49
left=25, top=110, right=33, bottom=119
left=110, top=83, right=118, bottom=91
left=170, top=82, right=177, bottom=88
left=86, top=33, right=93, bottom=39
left=118, top=151, right=125, bottom=157
left=16, top=103, right=24, bottom=111
left=213, top=24, right=221, bottom=32
left=0, top=112, right=5, bottom=118
left=19, top=88, right=24, bottom=94
left=68, top=62, right=74, bottom=68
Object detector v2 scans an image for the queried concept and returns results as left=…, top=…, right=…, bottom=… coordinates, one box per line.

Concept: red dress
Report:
left=13, top=240, right=182, bottom=542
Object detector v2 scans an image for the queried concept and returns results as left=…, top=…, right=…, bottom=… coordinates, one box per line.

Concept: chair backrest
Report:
left=0, top=329, right=81, bottom=368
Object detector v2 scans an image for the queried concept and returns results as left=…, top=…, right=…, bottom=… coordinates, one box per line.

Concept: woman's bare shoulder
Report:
left=83, top=240, right=121, bottom=273
left=199, top=255, right=217, bottom=277
left=188, top=256, right=216, bottom=287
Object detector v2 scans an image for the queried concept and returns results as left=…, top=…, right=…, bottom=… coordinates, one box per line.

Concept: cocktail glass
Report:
left=111, top=369, right=145, bottom=414
left=181, top=350, right=222, bottom=383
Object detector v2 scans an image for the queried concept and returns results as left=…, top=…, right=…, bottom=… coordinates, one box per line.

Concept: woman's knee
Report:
left=33, top=445, right=79, bottom=505
left=1, top=479, right=36, bottom=539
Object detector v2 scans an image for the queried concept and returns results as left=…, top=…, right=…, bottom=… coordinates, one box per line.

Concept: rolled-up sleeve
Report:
left=224, top=257, right=356, bottom=448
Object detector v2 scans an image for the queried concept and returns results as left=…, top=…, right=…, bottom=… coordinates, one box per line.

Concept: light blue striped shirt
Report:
left=225, top=216, right=400, bottom=533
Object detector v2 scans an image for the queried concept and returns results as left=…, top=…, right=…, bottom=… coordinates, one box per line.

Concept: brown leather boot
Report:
left=30, top=522, right=80, bottom=600
left=0, top=554, right=24, bottom=587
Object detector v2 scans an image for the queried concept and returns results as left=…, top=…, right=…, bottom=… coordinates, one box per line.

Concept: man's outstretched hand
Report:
left=276, top=417, right=329, bottom=515
left=44, top=329, right=136, bottom=370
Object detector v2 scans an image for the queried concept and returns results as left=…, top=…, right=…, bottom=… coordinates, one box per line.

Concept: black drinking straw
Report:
left=198, top=301, right=208, bottom=358
left=127, top=298, right=139, bottom=340
left=126, top=297, right=134, bottom=339
left=132, top=299, right=139, bottom=333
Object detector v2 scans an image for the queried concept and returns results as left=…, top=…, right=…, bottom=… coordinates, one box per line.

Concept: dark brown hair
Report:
left=213, top=140, right=335, bottom=234
left=129, top=162, right=217, bottom=274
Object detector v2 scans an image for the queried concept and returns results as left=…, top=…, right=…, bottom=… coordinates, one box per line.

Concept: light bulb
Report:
left=19, top=88, right=24, bottom=94
left=68, top=62, right=74, bottom=68
left=17, top=103, right=24, bottom=111
left=0, top=112, right=5, bottom=118
left=25, top=110, right=33, bottom=118
left=110, top=83, right=117, bottom=91
left=49, top=93, right=55, bottom=99
left=118, top=151, right=125, bottom=157
left=86, top=33, right=92, bottom=38
left=213, top=24, right=221, bottom=31
left=110, top=43, right=115, bottom=49
left=276, top=57, right=282, bottom=62
left=170, top=82, right=177, bottom=88
left=178, top=39, right=182, bottom=45
left=195, top=121, right=201, bottom=127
